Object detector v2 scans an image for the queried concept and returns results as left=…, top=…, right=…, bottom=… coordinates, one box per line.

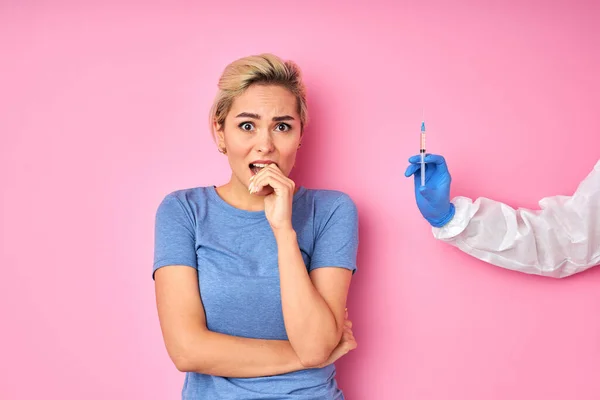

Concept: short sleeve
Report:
left=153, top=193, right=197, bottom=279
left=309, top=194, right=359, bottom=274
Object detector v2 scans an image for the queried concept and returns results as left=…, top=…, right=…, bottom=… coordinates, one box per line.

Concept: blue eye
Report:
left=275, top=123, right=291, bottom=132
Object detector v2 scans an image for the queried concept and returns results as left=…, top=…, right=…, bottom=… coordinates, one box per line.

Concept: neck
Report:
left=216, top=175, right=266, bottom=212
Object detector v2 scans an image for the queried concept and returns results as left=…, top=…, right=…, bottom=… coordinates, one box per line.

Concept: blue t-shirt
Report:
left=153, top=185, right=359, bottom=400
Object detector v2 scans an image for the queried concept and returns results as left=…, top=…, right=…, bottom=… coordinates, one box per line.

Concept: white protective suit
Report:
left=433, top=160, right=600, bottom=278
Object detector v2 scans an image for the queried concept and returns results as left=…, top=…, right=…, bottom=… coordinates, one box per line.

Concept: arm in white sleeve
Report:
left=433, top=160, right=600, bottom=278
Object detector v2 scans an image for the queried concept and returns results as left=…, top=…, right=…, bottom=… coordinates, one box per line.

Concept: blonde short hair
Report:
left=209, top=53, right=308, bottom=140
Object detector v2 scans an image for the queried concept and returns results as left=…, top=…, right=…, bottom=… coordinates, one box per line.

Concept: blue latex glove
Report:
left=404, top=154, right=455, bottom=227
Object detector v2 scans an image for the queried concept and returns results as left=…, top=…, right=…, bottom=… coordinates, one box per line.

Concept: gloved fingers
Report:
left=408, top=153, right=445, bottom=164
left=423, top=154, right=446, bottom=164
left=408, top=154, right=424, bottom=164
left=424, top=154, right=450, bottom=175
left=404, top=163, right=421, bottom=177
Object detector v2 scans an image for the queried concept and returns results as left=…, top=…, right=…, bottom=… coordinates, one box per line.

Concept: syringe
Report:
left=420, top=117, right=426, bottom=187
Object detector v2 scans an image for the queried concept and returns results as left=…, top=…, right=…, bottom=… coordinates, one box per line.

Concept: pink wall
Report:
left=1, top=1, right=599, bottom=399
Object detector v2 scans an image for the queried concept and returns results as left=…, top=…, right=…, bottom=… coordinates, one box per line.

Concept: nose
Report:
left=256, top=131, right=275, bottom=154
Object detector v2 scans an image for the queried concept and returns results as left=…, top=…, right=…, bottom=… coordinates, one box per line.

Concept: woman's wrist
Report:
left=272, top=226, right=297, bottom=242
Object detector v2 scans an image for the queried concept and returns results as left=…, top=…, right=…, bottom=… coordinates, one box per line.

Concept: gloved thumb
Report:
left=418, top=185, right=436, bottom=202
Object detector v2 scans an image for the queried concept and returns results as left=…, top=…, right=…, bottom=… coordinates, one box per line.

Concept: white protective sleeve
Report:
left=432, top=159, right=600, bottom=278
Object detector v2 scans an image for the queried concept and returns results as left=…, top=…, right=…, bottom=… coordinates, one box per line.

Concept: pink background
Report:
left=1, top=1, right=599, bottom=399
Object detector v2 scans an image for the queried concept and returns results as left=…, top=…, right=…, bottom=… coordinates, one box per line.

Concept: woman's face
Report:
left=216, top=84, right=302, bottom=194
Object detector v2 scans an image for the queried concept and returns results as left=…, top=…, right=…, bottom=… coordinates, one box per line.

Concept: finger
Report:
left=344, top=320, right=353, bottom=329
left=346, top=338, right=357, bottom=350
left=253, top=167, right=293, bottom=188
left=250, top=164, right=287, bottom=181
left=408, top=154, right=423, bottom=164
left=249, top=165, right=277, bottom=184
left=418, top=186, right=437, bottom=202
left=409, top=154, right=438, bottom=164
left=264, top=163, right=283, bottom=173
left=252, top=175, right=286, bottom=194
left=262, top=163, right=292, bottom=182
left=426, top=154, right=449, bottom=175
left=404, top=163, right=421, bottom=177
left=409, top=154, right=446, bottom=165
left=251, top=171, right=293, bottom=194
left=424, top=154, right=446, bottom=165
left=260, top=174, right=292, bottom=194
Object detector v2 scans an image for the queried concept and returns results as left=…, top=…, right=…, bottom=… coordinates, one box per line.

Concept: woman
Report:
left=153, top=53, right=358, bottom=399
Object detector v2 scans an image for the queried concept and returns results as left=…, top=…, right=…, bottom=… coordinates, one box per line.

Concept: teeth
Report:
left=251, top=163, right=269, bottom=168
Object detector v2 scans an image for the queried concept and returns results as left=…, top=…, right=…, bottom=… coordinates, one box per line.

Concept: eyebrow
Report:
left=235, top=112, right=295, bottom=122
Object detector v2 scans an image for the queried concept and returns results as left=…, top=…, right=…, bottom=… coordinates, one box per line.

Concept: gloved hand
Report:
left=404, top=154, right=455, bottom=227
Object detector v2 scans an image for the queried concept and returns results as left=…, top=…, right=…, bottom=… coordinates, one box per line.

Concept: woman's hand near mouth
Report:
left=249, top=163, right=295, bottom=232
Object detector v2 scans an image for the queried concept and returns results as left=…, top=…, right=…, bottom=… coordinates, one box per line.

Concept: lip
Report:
left=249, top=160, right=278, bottom=167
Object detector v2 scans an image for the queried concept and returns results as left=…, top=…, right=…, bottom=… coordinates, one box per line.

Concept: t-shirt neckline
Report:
left=206, top=185, right=307, bottom=219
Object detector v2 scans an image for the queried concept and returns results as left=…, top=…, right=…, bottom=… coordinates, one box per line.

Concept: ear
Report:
left=214, top=120, right=225, bottom=146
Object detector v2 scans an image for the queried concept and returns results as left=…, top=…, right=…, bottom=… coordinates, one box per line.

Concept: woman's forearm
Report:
left=174, top=329, right=305, bottom=378
left=274, top=228, right=341, bottom=367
